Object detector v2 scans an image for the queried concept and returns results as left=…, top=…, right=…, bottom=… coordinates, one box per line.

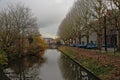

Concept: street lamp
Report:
left=104, top=15, right=107, bottom=52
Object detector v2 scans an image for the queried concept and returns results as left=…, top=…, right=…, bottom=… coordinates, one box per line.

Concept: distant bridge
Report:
left=47, top=44, right=59, bottom=49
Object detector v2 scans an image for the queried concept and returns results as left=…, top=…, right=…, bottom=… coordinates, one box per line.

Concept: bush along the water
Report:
left=26, top=35, right=47, bottom=57
left=0, top=49, right=8, bottom=65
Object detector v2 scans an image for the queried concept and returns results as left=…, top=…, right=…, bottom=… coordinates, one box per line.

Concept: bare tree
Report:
left=112, top=0, right=120, bottom=51
left=89, top=0, right=107, bottom=50
left=0, top=4, right=39, bottom=55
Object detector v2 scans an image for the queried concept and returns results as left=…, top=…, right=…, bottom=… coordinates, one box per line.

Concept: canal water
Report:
left=3, top=49, right=100, bottom=80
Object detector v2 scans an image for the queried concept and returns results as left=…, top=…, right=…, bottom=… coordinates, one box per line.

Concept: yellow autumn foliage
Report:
left=33, top=35, right=47, bottom=50
left=22, top=35, right=47, bottom=57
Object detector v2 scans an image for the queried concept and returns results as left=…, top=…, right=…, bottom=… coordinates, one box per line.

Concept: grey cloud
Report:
left=0, top=0, right=74, bottom=37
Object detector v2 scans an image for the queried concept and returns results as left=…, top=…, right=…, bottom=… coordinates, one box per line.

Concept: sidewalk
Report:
left=92, top=48, right=119, bottom=54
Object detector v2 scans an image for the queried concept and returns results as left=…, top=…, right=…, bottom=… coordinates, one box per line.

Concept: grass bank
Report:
left=58, top=46, right=120, bottom=80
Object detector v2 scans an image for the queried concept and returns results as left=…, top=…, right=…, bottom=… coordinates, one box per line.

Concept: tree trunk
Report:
left=117, top=30, right=120, bottom=52
left=97, top=34, right=102, bottom=51
left=78, top=37, right=81, bottom=44
left=86, top=35, right=89, bottom=44
left=117, top=12, right=120, bottom=52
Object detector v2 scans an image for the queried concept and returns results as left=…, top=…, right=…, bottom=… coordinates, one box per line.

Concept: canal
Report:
left=3, top=49, right=100, bottom=80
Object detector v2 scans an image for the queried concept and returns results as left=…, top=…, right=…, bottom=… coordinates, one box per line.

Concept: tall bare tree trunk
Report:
left=117, top=30, right=120, bottom=51
left=97, top=33, right=102, bottom=51
left=118, top=12, right=120, bottom=51
left=86, top=35, right=89, bottom=44
left=117, top=12, right=120, bottom=52
left=78, top=37, right=81, bottom=44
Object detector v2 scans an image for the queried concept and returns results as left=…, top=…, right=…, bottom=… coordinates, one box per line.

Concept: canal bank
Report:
left=58, top=46, right=120, bottom=80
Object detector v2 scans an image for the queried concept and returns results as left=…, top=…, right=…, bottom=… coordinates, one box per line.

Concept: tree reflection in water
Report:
left=4, top=54, right=46, bottom=80
left=59, top=54, right=100, bottom=80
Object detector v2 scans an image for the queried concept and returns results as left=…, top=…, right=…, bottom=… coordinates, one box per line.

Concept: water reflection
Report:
left=59, top=54, right=100, bottom=80
left=4, top=56, right=46, bottom=80
left=3, top=50, right=100, bottom=80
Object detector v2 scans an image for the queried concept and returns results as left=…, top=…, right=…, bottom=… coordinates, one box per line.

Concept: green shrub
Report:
left=0, top=49, right=8, bottom=65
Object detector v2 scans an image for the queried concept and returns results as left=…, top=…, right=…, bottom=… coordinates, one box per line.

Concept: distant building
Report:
left=44, top=38, right=54, bottom=45
left=81, top=32, right=97, bottom=44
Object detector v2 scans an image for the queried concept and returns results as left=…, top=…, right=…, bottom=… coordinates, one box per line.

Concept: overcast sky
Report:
left=0, top=0, right=74, bottom=38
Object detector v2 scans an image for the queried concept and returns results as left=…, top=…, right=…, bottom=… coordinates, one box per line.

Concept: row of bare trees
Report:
left=58, top=0, right=120, bottom=51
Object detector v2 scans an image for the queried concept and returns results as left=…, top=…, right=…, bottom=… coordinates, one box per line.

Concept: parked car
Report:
left=70, top=44, right=77, bottom=47
left=77, top=44, right=86, bottom=48
left=102, top=44, right=111, bottom=48
left=85, top=43, right=97, bottom=49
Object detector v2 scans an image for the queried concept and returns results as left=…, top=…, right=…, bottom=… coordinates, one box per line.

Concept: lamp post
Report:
left=114, top=13, right=118, bottom=53
left=104, top=15, right=107, bottom=52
